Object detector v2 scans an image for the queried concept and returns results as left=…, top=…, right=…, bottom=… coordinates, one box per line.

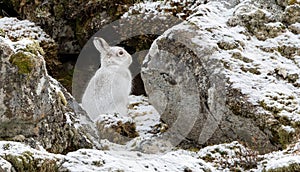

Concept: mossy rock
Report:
left=0, top=28, right=5, bottom=37
left=53, top=4, right=65, bottom=19
left=23, top=41, right=45, bottom=56
left=9, top=52, right=36, bottom=75
left=3, top=151, right=59, bottom=172
left=266, top=163, right=300, bottom=172
left=278, top=127, right=294, bottom=149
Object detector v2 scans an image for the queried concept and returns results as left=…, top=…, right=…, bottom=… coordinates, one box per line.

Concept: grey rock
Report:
left=141, top=0, right=300, bottom=154
left=0, top=18, right=98, bottom=154
left=227, top=5, right=285, bottom=40
left=0, top=1, right=139, bottom=94
left=282, top=4, right=300, bottom=24
left=2, top=0, right=132, bottom=55
left=0, top=17, right=59, bottom=73
left=142, top=23, right=273, bottom=153
left=289, top=23, right=300, bottom=34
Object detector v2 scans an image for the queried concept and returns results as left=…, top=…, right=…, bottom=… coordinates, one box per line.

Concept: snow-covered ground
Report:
left=0, top=95, right=299, bottom=171
left=0, top=95, right=213, bottom=171
left=1, top=134, right=300, bottom=171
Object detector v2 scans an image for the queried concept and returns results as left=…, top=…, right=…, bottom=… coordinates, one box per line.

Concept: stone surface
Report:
left=0, top=141, right=215, bottom=172
left=96, top=114, right=139, bottom=145
left=282, top=4, right=300, bottom=24
left=0, top=17, right=98, bottom=154
left=0, top=17, right=59, bottom=74
left=1, top=139, right=300, bottom=172
left=2, top=0, right=137, bottom=55
left=141, top=0, right=300, bottom=153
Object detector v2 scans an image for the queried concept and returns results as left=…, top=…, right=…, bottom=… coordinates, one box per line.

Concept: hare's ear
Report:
left=93, top=37, right=110, bottom=53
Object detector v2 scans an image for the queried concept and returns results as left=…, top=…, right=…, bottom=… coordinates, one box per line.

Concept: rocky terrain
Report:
left=0, top=0, right=300, bottom=171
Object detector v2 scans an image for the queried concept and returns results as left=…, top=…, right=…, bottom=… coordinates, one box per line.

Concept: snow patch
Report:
left=0, top=17, right=52, bottom=42
left=281, top=125, right=295, bottom=133
left=36, top=76, right=46, bottom=95
left=0, top=157, right=12, bottom=172
left=64, top=112, right=73, bottom=125
left=62, top=149, right=214, bottom=172
left=128, top=95, right=160, bottom=136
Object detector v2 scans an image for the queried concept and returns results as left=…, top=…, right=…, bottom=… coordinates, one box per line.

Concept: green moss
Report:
left=53, top=4, right=65, bottom=19
left=9, top=52, right=36, bottom=75
left=75, top=17, right=91, bottom=45
left=187, top=147, right=200, bottom=152
left=278, top=127, right=294, bottom=149
left=259, top=100, right=282, bottom=114
left=266, top=163, right=300, bottom=172
left=24, top=42, right=45, bottom=56
left=57, top=68, right=74, bottom=92
left=0, top=28, right=5, bottom=37
left=3, top=151, right=58, bottom=172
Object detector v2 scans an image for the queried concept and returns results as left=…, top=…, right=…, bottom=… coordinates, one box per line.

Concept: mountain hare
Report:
left=82, top=37, right=132, bottom=121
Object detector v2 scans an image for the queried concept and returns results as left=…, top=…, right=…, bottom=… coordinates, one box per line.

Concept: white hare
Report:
left=82, top=37, right=132, bottom=121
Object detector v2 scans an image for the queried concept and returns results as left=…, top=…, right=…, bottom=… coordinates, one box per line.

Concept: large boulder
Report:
left=141, top=1, right=300, bottom=153
left=0, top=17, right=98, bottom=154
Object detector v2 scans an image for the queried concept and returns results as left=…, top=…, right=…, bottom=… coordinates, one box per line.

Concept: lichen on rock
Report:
left=9, top=51, right=36, bottom=75
left=141, top=0, right=300, bottom=154
left=0, top=17, right=98, bottom=154
left=4, top=151, right=59, bottom=172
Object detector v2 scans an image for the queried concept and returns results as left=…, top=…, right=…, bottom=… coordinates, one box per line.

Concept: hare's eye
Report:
left=118, top=50, right=124, bottom=56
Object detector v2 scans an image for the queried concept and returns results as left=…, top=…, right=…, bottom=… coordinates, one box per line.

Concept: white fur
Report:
left=82, top=37, right=132, bottom=121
